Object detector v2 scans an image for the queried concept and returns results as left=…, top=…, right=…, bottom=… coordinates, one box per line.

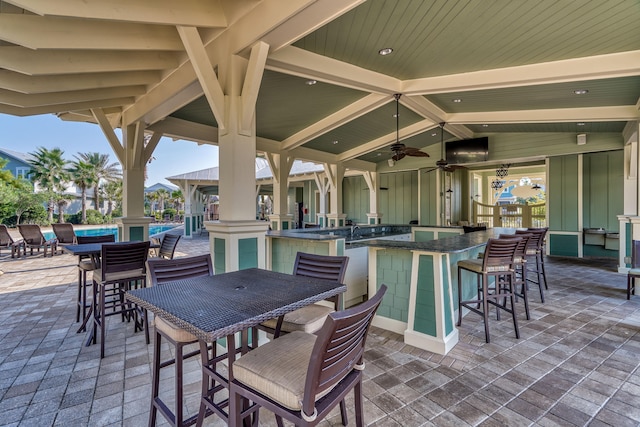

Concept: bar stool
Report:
left=146, top=254, right=214, bottom=427
left=498, top=233, right=532, bottom=320
left=457, top=237, right=521, bottom=343
left=76, top=234, right=115, bottom=330
left=518, top=228, right=548, bottom=301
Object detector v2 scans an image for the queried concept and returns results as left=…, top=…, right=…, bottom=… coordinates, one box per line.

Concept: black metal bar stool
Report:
left=498, top=233, right=532, bottom=320
left=457, top=237, right=521, bottom=343
left=518, top=228, right=548, bottom=301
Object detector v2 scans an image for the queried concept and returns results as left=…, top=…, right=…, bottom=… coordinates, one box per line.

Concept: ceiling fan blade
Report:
left=392, top=152, right=405, bottom=161
left=404, top=148, right=430, bottom=157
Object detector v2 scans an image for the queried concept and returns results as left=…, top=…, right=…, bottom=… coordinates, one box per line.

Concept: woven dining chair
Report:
left=92, top=241, right=150, bottom=358
left=146, top=254, right=214, bottom=427
left=259, top=252, right=349, bottom=338
left=229, top=285, right=387, bottom=427
left=156, top=233, right=181, bottom=259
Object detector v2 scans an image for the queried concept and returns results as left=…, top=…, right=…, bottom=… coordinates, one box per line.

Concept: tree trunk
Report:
left=81, top=188, right=87, bottom=224
left=94, top=184, right=100, bottom=213
left=106, top=200, right=113, bottom=216
left=48, top=199, right=54, bottom=223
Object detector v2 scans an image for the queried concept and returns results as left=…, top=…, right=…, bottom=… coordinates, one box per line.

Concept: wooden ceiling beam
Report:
left=0, top=14, right=184, bottom=50
left=402, top=50, right=640, bottom=95
left=448, top=106, right=640, bottom=124
left=0, top=86, right=145, bottom=108
left=7, top=0, right=228, bottom=27
left=0, top=46, right=178, bottom=75
left=0, top=70, right=160, bottom=94
left=281, top=93, right=389, bottom=151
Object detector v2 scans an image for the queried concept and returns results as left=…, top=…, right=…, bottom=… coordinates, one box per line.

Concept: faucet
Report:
left=350, top=225, right=360, bottom=239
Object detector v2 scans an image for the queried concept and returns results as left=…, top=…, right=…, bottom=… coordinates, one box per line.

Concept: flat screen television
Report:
left=445, top=137, right=489, bottom=164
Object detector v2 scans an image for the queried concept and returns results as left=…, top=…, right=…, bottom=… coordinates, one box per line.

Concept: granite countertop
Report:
left=346, top=228, right=516, bottom=253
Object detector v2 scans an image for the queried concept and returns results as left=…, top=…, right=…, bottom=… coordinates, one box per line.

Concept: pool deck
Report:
left=1, top=232, right=640, bottom=426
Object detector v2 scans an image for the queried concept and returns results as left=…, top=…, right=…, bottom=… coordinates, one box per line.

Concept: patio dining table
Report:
left=125, top=268, right=347, bottom=425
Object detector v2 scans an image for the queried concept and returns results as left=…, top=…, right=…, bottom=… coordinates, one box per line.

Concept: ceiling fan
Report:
left=389, top=94, right=429, bottom=162
left=424, top=122, right=466, bottom=173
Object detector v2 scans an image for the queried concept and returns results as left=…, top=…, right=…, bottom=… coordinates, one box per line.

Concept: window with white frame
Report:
left=15, top=167, right=30, bottom=180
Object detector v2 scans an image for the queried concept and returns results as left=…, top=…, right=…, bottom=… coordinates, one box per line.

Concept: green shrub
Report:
left=85, top=209, right=105, bottom=225
left=162, top=208, right=177, bottom=219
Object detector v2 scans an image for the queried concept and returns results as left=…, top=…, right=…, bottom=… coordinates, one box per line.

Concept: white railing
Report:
left=473, top=201, right=546, bottom=228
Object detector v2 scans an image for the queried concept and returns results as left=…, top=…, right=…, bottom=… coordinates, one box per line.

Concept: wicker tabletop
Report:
left=64, top=242, right=160, bottom=256
left=126, top=268, right=347, bottom=343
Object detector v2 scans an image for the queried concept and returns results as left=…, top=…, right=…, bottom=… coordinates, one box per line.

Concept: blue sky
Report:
left=0, top=113, right=219, bottom=187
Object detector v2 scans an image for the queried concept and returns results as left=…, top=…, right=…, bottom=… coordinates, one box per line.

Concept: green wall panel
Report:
left=420, top=170, right=439, bottom=225
left=548, top=156, right=579, bottom=232
left=185, top=217, right=192, bottom=236
left=583, top=151, right=623, bottom=232
left=375, top=249, right=412, bottom=322
left=238, top=238, right=258, bottom=270
left=271, top=238, right=330, bottom=274
left=214, top=237, right=226, bottom=274
left=379, top=171, right=419, bottom=224
left=129, top=226, right=143, bottom=242
left=342, top=175, right=369, bottom=224
left=414, top=254, right=436, bottom=337
left=549, top=234, right=579, bottom=257
left=414, top=230, right=435, bottom=242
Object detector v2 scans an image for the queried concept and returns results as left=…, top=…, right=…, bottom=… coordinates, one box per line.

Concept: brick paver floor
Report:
left=1, top=230, right=639, bottom=426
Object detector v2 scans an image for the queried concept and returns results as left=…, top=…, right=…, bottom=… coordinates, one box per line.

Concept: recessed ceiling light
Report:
left=377, top=153, right=382, bottom=156
left=452, top=98, right=462, bottom=103
left=482, top=124, right=489, bottom=127
left=574, top=89, right=589, bottom=95
left=332, top=140, right=339, bottom=144
left=577, top=122, right=585, bottom=126
left=305, top=79, right=317, bottom=85
left=431, top=132, right=438, bottom=137
left=378, top=48, right=393, bottom=56
left=393, top=113, right=399, bottom=118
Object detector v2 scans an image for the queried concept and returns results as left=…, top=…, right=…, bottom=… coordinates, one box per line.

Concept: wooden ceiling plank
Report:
left=0, top=15, right=183, bottom=50
left=0, top=70, right=160, bottom=94
left=403, top=50, right=640, bottom=95
left=177, top=25, right=226, bottom=132
left=281, top=93, right=388, bottom=151
left=0, top=85, right=144, bottom=108
left=0, top=46, right=178, bottom=75
left=7, top=0, right=227, bottom=27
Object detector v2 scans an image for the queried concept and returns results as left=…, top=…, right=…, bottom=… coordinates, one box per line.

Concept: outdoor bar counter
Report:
left=352, top=227, right=515, bottom=355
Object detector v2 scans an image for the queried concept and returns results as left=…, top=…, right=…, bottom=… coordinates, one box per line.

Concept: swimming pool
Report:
left=44, top=224, right=178, bottom=241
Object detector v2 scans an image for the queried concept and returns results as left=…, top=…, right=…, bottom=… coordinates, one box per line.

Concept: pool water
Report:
left=44, top=224, right=178, bottom=241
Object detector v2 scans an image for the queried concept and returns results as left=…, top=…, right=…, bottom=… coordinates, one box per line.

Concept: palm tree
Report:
left=102, top=180, right=122, bottom=216
left=155, top=188, right=170, bottom=212
left=146, top=191, right=159, bottom=215
left=171, top=189, right=184, bottom=211
left=77, top=152, right=121, bottom=212
left=55, top=193, right=74, bottom=223
left=68, top=159, right=96, bottom=224
left=28, top=147, right=69, bottom=223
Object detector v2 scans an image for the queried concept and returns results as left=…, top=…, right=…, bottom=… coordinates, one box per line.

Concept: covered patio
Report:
left=1, top=234, right=639, bottom=426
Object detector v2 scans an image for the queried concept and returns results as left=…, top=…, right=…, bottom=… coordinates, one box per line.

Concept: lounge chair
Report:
left=0, top=224, right=24, bottom=258
left=17, top=224, right=58, bottom=257
left=52, top=223, right=77, bottom=253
